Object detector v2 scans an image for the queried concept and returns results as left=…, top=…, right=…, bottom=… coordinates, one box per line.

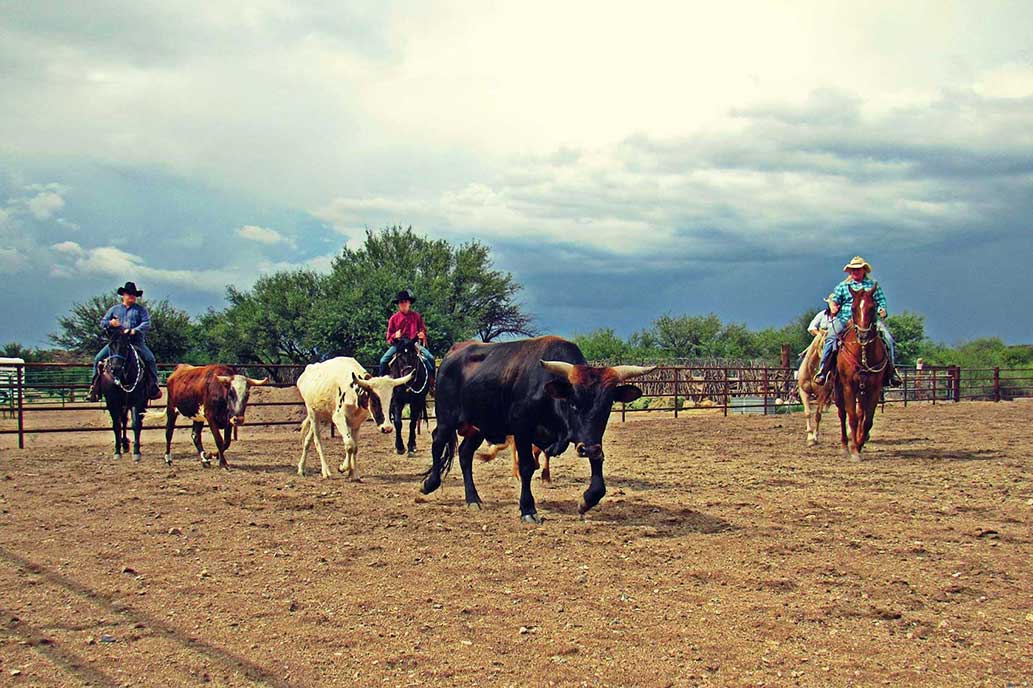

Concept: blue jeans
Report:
left=818, top=319, right=896, bottom=372
left=380, top=345, right=435, bottom=368
left=94, top=342, right=157, bottom=379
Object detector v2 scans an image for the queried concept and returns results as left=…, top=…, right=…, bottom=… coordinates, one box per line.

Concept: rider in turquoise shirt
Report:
left=814, top=257, right=901, bottom=387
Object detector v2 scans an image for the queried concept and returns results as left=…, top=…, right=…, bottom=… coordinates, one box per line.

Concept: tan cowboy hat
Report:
left=843, top=256, right=872, bottom=273
left=823, top=293, right=836, bottom=305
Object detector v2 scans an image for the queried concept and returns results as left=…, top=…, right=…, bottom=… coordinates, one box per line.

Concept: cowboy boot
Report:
left=885, top=364, right=902, bottom=388
left=87, top=371, right=101, bottom=402
left=813, top=352, right=836, bottom=385
left=147, top=367, right=162, bottom=400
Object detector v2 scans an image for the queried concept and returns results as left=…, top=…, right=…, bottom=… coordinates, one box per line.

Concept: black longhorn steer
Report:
left=421, top=336, right=653, bottom=523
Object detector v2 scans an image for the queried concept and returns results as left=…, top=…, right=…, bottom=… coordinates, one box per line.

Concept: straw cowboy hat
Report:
left=116, top=281, right=143, bottom=296
left=842, top=256, right=872, bottom=273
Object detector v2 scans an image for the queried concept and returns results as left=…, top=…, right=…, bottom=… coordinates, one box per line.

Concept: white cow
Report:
left=296, top=357, right=413, bottom=479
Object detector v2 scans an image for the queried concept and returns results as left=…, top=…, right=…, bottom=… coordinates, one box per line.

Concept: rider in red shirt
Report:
left=379, top=290, right=436, bottom=376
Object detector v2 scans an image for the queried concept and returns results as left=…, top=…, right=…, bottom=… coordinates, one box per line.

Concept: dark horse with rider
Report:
left=379, top=290, right=436, bottom=456
left=88, top=282, right=162, bottom=459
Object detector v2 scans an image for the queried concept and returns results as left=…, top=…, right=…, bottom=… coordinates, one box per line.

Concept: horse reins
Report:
left=105, top=344, right=143, bottom=393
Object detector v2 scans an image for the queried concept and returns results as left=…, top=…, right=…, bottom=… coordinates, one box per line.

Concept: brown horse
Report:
left=834, top=286, right=887, bottom=461
left=797, top=331, right=834, bottom=446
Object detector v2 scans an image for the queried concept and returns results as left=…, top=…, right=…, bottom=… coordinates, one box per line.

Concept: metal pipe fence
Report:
left=3, top=362, right=1032, bottom=448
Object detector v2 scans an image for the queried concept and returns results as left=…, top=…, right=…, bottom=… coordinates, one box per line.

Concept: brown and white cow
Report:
left=145, top=364, right=268, bottom=468
left=476, top=437, right=553, bottom=484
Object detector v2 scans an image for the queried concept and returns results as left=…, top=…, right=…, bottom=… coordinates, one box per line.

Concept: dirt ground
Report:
left=1, top=401, right=1031, bottom=687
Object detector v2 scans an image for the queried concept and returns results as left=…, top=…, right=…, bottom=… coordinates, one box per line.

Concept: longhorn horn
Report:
left=540, top=360, right=576, bottom=379
left=352, top=372, right=373, bottom=390
left=610, top=365, right=656, bottom=381
left=216, top=375, right=233, bottom=384
left=246, top=376, right=270, bottom=387
left=392, top=370, right=415, bottom=387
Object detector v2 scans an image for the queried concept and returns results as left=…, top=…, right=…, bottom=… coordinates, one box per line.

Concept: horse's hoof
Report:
left=113, top=453, right=121, bottom=460
left=851, top=453, right=863, bottom=462
left=520, top=513, right=543, bottom=525
left=806, top=439, right=817, bottom=447
left=407, top=450, right=417, bottom=458
left=164, top=454, right=173, bottom=466
left=133, top=453, right=142, bottom=463
left=395, top=447, right=406, bottom=455
left=467, top=501, right=482, bottom=510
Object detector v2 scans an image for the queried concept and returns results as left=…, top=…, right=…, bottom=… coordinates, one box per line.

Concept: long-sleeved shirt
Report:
left=830, top=277, right=887, bottom=323
left=99, top=303, right=152, bottom=342
left=386, top=310, right=427, bottom=344
left=808, top=310, right=834, bottom=333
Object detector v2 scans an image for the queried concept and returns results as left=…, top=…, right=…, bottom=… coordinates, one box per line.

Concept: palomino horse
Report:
left=797, top=331, right=834, bottom=446
left=99, top=328, right=151, bottom=461
left=834, top=286, right=887, bottom=461
left=387, top=337, right=432, bottom=457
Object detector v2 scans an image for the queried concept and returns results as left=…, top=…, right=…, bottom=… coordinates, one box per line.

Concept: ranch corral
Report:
left=1, top=401, right=1032, bottom=686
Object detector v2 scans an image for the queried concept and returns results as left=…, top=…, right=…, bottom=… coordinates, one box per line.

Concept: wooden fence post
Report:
left=762, top=367, right=769, bottom=415
left=993, top=367, right=1000, bottom=402
left=723, top=368, right=729, bottom=417
left=950, top=365, right=961, bottom=403
left=932, top=370, right=937, bottom=405
left=673, top=368, right=679, bottom=419
left=621, top=401, right=626, bottom=423
left=17, top=365, right=25, bottom=449
left=903, top=368, right=908, bottom=408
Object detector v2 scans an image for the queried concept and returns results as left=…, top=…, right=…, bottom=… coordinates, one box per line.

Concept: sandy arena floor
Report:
left=1, top=401, right=1031, bottom=687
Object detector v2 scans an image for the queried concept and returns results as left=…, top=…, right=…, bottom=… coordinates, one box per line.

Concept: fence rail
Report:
left=3, top=362, right=1031, bottom=448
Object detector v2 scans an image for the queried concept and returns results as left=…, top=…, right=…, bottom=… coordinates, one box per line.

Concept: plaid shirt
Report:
left=831, top=277, right=887, bottom=323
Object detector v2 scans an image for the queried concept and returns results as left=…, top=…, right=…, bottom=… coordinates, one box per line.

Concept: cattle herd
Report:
left=145, top=336, right=653, bottom=523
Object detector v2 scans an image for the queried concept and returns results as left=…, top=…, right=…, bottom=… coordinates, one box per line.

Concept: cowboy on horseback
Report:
left=813, top=257, right=902, bottom=387
left=87, top=281, right=162, bottom=401
left=378, top=290, right=436, bottom=382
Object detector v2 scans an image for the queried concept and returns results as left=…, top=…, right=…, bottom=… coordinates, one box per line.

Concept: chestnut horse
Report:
left=834, top=286, right=887, bottom=461
left=797, top=331, right=834, bottom=446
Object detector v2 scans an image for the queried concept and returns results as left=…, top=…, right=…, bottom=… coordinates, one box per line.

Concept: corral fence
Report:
left=2, top=362, right=1031, bottom=449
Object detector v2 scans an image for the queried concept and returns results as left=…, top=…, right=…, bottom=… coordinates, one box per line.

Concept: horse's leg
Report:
left=121, top=406, right=130, bottom=453
left=801, top=386, right=815, bottom=445
left=457, top=432, right=485, bottom=508
left=407, top=399, right=420, bottom=456
left=164, top=408, right=178, bottom=466
left=109, top=404, right=123, bottom=458
left=393, top=397, right=405, bottom=455
left=837, top=386, right=849, bottom=459
left=131, top=403, right=143, bottom=462
left=191, top=421, right=210, bottom=466
left=847, top=393, right=863, bottom=462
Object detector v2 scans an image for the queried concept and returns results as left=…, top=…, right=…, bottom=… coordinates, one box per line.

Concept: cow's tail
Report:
left=421, top=425, right=456, bottom=490
left=142, top=408, right=169, bottom=424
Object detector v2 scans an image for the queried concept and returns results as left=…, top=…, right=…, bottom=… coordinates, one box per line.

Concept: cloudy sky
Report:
left=2, top=1, right=1031, bottom=348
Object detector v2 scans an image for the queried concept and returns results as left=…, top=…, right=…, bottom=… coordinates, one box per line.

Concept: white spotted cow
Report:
left=295, top=357, right=413, bottom=480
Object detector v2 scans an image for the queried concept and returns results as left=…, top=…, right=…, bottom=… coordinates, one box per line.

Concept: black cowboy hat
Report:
left=117, top=281, right=143, bottom=297
left=393, top=289, right=416, bottom=305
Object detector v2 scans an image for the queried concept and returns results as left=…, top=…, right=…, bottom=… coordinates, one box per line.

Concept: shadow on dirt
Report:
left=876, top=448, right=1003, bottom=462
left=546, top=498, right=736, bottom=536
left=0, top=546, right=290, bottom=688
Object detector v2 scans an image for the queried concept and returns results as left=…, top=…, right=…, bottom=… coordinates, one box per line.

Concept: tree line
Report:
left=3, top=226, right=1030, bottom=371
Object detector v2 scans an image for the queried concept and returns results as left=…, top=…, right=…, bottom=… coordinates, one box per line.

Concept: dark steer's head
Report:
left=215, top=374, right=270, bottom=426
left=539, top=361, right=655, bottom=460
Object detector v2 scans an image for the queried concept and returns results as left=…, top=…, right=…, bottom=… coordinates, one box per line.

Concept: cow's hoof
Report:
left=407, top=450, right=417, bottom=458
left=164, top=454, right=173, bottom=466
left=466, top=501, right=482, bottom=510
left=133, top=453, right=142, bottom=463
left=520, top=513, right=543, bottom=525
left=113, top=452, right=121, bottom=460
left=577, top=498, right=591, bottom=515
left=395, top=447, right=406, bottom=455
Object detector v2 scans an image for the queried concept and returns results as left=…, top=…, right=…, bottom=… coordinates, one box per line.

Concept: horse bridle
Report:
left=850, top=313, right=887, bottom=375
left=104, top=341, right=143, bottom=393
left=389, top=347, right=430, bottom=395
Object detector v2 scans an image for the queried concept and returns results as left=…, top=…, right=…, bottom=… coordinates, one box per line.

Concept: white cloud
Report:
left=26, top=190, right=65, bottom=220
left=238, top=224, right=288, bottom=245
left=51, top=240, right=84, bottom=255
left=0, top=248, right=25, bottom=271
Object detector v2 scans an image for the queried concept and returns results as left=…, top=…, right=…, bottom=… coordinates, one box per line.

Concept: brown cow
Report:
left=145, top=364, right=268, bottom=468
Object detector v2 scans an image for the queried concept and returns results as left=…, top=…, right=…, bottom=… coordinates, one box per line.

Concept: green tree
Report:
left=652, top=313, right=723, bottom=358
left=1, top=342, right=50, bottom=363
left=573, top=328, right=631, bottom=362
left=50, top=294, right=195, bottom=362
left=884, top=311, right=925, bottom=365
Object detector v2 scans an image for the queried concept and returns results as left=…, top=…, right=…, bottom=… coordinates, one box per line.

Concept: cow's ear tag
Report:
left=545, top=380, right=574, bottom=400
